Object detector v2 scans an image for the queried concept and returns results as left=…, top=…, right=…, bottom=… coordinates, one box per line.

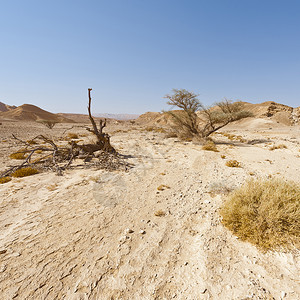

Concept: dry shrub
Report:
left=226, top=160, right=241, bottom=167
left=27, top=139, right=37, bottom=145
left=165, top=131, right=178, bottom=138
left=12, top=167, right=39, bottom=178
left=221, top=155, right=226, bottom=159
left=202, top=141, right=219, bottom=152
left=0, top=177, right=12, bottom=184
left=220, top=178, right=300, bottom=251
left=269, top=144, right=287, bottom=150
left=144, top=126, right=166, bottom=133
left=67, top=133, right=79, bottom=139
left=157, top=184, right=170, bottom=191
left=154, top=210, right=166, bottom=217
left=9, top=152, right=27, bottom=160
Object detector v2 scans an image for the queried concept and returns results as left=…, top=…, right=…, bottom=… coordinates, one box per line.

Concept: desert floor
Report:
left=0, top=120, right=299, bottom=299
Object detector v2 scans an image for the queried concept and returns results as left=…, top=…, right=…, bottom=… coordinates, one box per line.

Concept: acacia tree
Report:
left=165, top=89, right=253, bottom=139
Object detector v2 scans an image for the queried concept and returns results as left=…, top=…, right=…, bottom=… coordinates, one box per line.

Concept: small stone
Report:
left=281, top=291, right=286, bottom=298
left=0, top=249, right=7, bottom=255
left=119, top=236, right=127, bottom=243
left=124, top=228, right=134, bottom=234
left=140, top=230, right=146, bottom=234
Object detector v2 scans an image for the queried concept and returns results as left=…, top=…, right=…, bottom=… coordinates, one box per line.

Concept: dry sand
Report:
left=0, top=120, right=299, bottom=299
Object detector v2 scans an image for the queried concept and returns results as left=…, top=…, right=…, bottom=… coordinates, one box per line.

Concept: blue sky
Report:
left=1, top=0, right=299, bottom=114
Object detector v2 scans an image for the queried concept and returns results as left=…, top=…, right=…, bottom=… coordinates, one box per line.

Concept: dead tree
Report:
left=86, top=88, right=115, bottom=153
left=0, top=88, right=120, bottom=179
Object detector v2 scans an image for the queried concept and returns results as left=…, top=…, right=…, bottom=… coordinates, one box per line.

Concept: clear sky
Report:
left=1, top=0, right=299, bottom=114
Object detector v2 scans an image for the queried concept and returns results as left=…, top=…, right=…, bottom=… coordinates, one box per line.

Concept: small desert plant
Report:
left=9, top=152, right=27, bottom=160
left=12, top=167, right=39, bottom=178
left=37, top=119, right=58, bottom=129
left=0, top=176, right=12, bottom=184
left=220, top=178, right=300, bottom=251
left=221, top=155, right=226, bottom=159
left=269, top=144, right=287, bottom=150
left=157, top=184, right=170, bottom=191
left=166, top=131, right=178, bottom=138
left=67, top=133, right=79, bottom=139
left=154, top=210, right=166, bottom=217
left=144, top=126, right=166, bottom=133
left=226, top=160, right=241, bottom=167
left=202, top=141, right=219, bottom=152
left=27, top=139, right=37, bottom=145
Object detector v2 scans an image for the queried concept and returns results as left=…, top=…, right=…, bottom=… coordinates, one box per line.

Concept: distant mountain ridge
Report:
left=94, top=113, right=140, bottom=120
left=0, top=100, right=299, bottom=125
left=0, top=102, right=74, bottom=123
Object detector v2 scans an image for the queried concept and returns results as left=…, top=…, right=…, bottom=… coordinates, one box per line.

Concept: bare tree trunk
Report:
left=87, top=88, right=115, bottom=153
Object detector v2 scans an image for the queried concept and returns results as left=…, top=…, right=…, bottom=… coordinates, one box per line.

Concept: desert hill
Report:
left=0, top=101, right=16, bottom=112
left=0, top=104, right=74, bottom=123
left=136, top=101, right=300, bottom=127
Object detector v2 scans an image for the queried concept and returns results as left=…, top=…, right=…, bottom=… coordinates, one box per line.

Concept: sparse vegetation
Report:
left=12, top=167, right=39, bottom=178
left=67, top=133, right=79, bottom=139
left=37, top=119, right=58, bottom=129
left=221, top=155, right=226, bottom=159
left=0, top=176, right=12, bottom=184
left=154, top=210, right=166, bottom=217
left=27, top=139, right=38, bottom=145
left=9, top=151, right=27, bottom=160
left=226, top=160, right=241, bottom=167
left=269, top=144, right=287, bottom=150
left=157, top=184, right=170, bottom=191
left=164, top=89, right=252, bottom=140
left=202, top=141, right=219, bottom=152
left=144, top=126, right=166, bottom=133
left=220, top=178, right=300, bottom=251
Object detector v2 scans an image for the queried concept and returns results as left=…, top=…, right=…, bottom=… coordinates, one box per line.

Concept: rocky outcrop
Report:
left=0, top=102, right=16, bottom=112
left=262, top=102, right=293, bottom=117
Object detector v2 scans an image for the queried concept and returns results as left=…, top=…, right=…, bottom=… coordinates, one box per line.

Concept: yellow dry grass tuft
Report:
left=0, top=177, right=12, bottom=184
left=225, top=160, right=241, bottom=168
left=67, top=133, right=79, bottom=139
left=154, top=210, right=166, bottom=217
left=157, top=184, right=170, bottom=191
left=9, top=152, right=27, bottom=160
left=269, top=144, right=287, bottom=151
left=220, top=178, right=300, bottom=251
left=202, top=141, right=219, bottom=152
left=12, top=167, right=39, bottom=178
left=27, top=139, right=37, bottom=145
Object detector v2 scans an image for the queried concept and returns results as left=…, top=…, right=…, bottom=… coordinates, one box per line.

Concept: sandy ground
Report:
left=0, top=121, right=300, bottom=299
